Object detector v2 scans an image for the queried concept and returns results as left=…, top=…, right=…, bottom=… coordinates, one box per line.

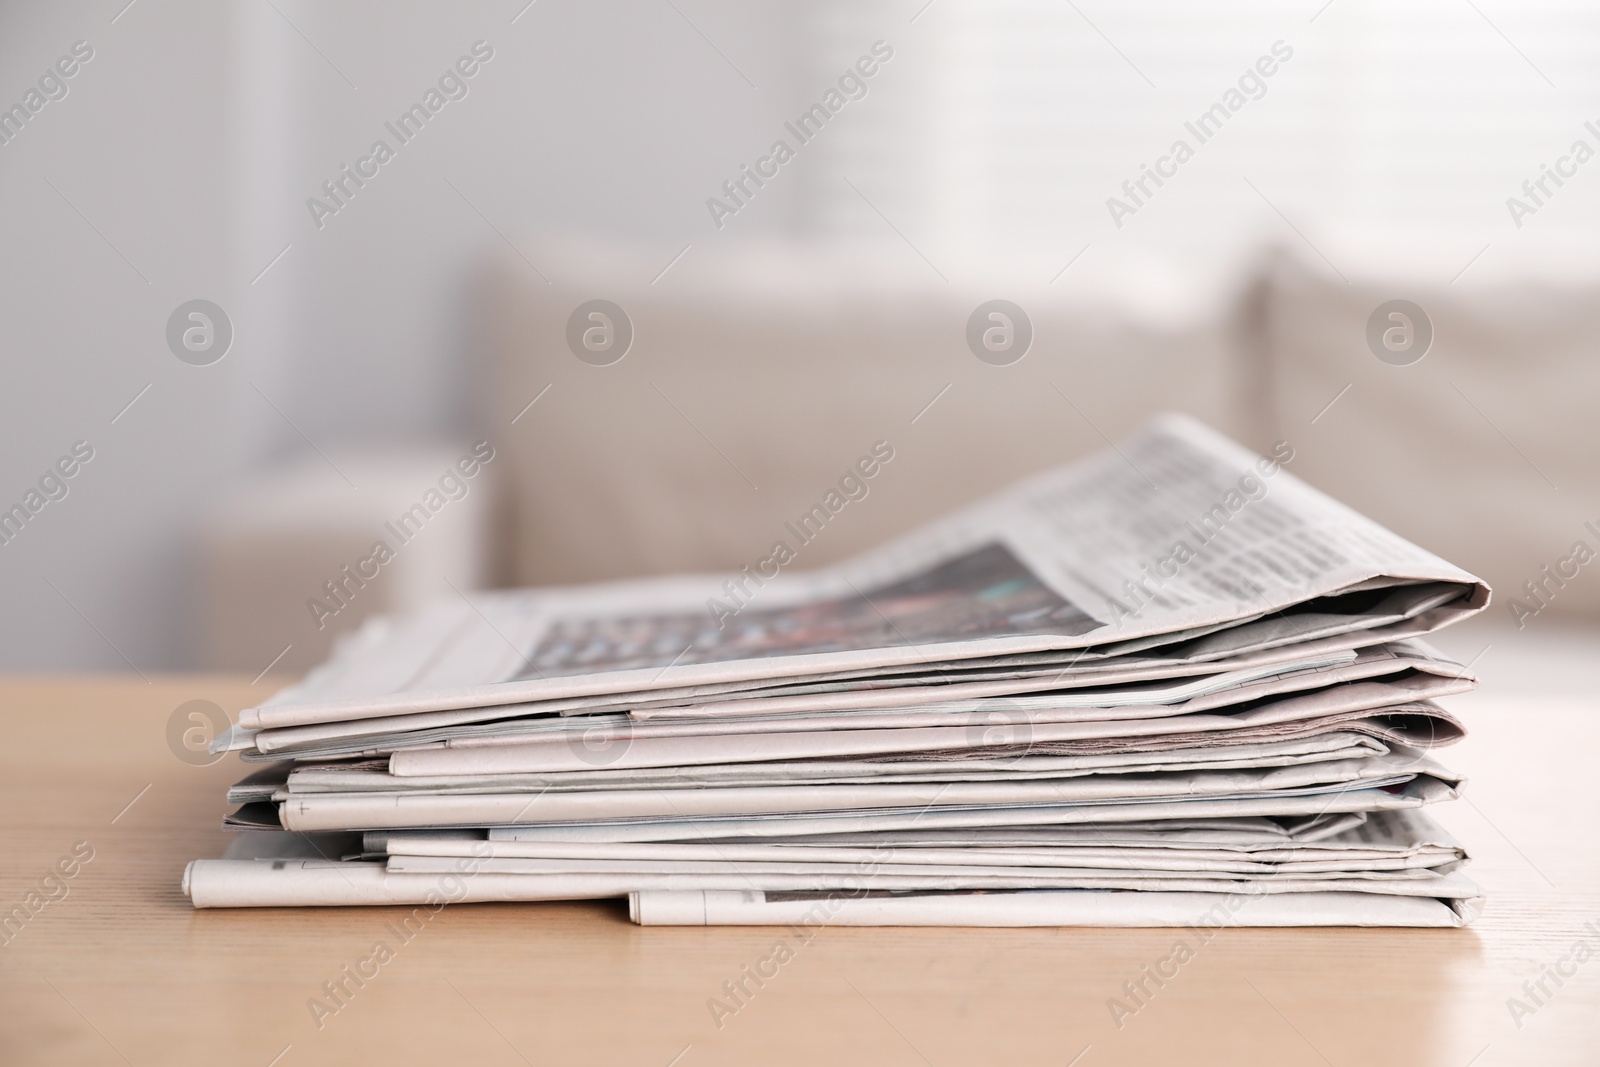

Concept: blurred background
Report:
left=3, top=0, right=1599, bottom=675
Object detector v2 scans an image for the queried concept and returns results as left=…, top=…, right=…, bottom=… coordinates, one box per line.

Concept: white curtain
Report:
left=800, top=0, right=1600, bottom=285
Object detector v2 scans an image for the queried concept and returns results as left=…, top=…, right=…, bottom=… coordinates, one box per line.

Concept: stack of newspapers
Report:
left=187, top=416, right=1488, bottom=927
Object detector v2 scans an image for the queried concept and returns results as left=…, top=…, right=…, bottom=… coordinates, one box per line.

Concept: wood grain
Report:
left=0, top=673, right=1595, bottom=1066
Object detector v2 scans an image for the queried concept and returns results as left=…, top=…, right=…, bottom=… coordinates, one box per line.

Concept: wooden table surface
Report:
left=1, top=671, right=1596, bottom=1066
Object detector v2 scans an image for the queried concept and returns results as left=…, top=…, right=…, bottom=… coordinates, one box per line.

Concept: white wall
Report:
left=0, top=0, right=805, bottom=669
left=0, top=0, right=243, bottom=671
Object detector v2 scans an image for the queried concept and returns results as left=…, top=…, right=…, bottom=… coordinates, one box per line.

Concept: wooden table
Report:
left=2, top=672, right=1596, bottom=1066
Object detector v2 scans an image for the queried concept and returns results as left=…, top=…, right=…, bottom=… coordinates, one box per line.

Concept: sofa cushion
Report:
left=482, top=248, right=1243, bottom=586
left=1249, top=253, right=1600, bottom=624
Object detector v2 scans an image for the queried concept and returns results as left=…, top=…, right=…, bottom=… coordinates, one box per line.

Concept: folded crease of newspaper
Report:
left=187, top=414, right=1490, bottom=927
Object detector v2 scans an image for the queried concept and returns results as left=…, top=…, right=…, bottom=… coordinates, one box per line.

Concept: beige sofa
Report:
left=480, top=247, right=1244, bottom=588
left=196, top=244, right=1600, bottom=670
left=1244, top=253, right=1600, bottom=627
left=482, top=246, right=1600, bottom=628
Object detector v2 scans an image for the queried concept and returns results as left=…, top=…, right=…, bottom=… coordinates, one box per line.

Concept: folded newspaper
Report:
left=186, top=415, right=1489, bottom=927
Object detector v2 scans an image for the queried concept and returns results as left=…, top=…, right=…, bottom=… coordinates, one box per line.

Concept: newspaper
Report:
left=233, top=415, right=1486, bottom=732
left=381, top=683, right=1464, bottom=777
left=627, top=886, right=1481, bottom=928
left=235, top=640, right=1469, bottom=761
left=183, top=810, right=1480, bottom=926
left=417, top=782, right=1456, bottom=843
left=270, top=734, right=1393, bottom=794
left=275, top=748, right=1454, bottom=832
left=216, top=614, right=1473, bottom=762
left=188, top=415, right=1489, bottom=927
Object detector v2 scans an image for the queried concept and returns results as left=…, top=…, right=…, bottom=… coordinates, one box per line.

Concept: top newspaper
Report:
left=235, top=415, right=1488, bottom=732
